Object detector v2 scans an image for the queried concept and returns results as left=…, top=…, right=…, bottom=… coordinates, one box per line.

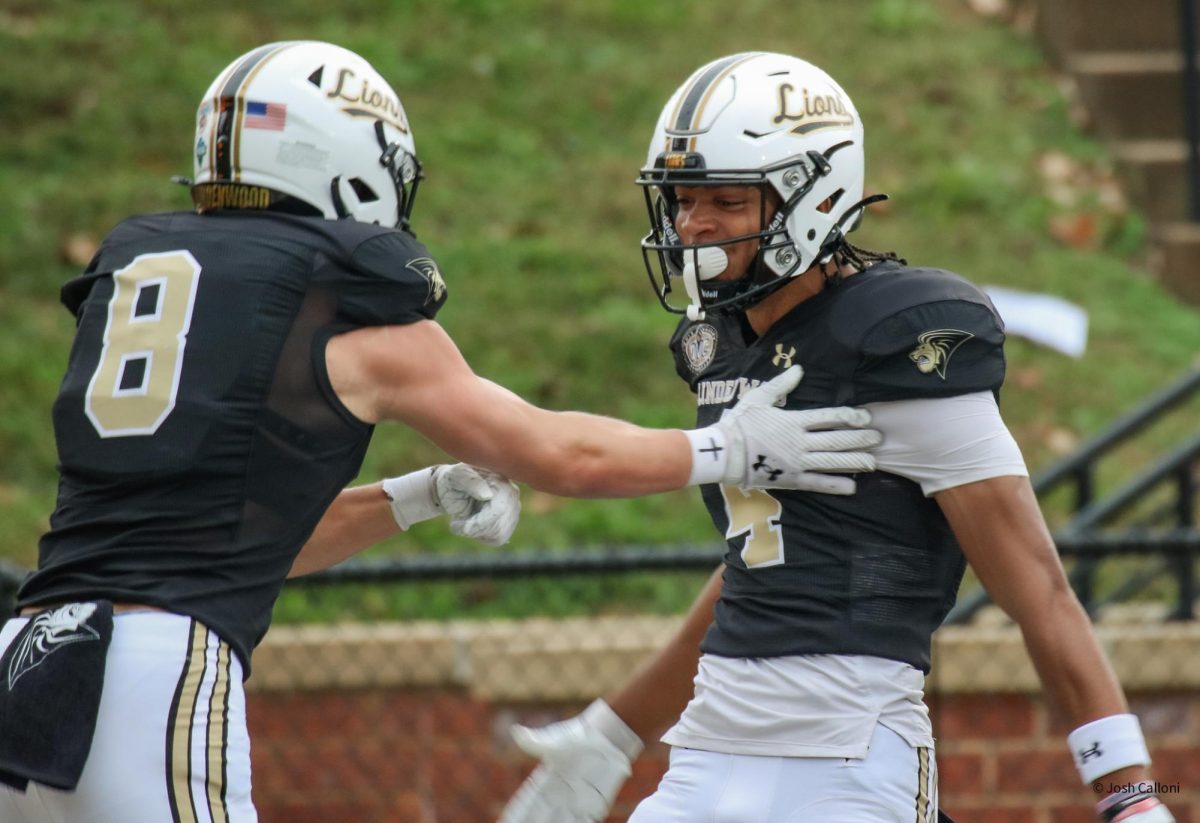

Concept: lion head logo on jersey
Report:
left=909, top=329, right=974, bottom=380
left=681, top=323, right=719, bottom=374
left=406, top=257, right=446, bottom=305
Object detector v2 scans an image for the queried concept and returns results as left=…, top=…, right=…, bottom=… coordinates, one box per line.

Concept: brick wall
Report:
left=245, top=616, right=1200, bottom=822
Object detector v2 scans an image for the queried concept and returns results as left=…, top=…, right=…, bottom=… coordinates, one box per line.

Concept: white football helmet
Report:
left=190, top=41, right=421, bottom=228
left=638, top=52, right=877, bottom=317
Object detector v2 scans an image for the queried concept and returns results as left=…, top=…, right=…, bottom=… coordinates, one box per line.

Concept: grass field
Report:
left=1, top=0, right=1197, bottom=618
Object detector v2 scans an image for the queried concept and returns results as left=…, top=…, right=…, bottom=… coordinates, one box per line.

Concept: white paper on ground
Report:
left=983, top=285, right=1089, bottom=358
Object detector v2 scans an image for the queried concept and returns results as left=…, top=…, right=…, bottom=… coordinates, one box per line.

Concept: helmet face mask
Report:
left=637, top=52, right=867, bottom=318
left=191, top=41, right=422, bottom=229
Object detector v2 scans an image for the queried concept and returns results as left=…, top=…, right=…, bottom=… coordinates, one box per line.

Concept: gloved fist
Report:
left=383, top=464, right=521, bottom=546
left=434, top=464, right=521, bottom=546
left=694, top=366, right=881, bottom=493
left=1097, top=790, right=1175, bottom=823
left=499, top=700, right=642, bottom=823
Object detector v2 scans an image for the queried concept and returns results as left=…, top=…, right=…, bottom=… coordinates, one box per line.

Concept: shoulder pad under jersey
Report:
left=833, top=265, right=1006, bottom=402
left=320, top=223, right=449, bottom=327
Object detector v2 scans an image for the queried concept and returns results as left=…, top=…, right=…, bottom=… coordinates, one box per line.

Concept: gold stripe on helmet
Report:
left=231, top=43, right=295, bottom=180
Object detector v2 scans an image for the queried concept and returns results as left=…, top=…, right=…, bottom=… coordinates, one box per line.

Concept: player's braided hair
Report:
left=842, top=240, right=905, bottom=269
left=822, top=239, right=905, bottom=286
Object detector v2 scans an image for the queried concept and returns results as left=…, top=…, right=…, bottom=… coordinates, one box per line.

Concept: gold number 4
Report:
left=85, top=251, right=202, bottom=437
left=719, top=485, right=785, bottom=569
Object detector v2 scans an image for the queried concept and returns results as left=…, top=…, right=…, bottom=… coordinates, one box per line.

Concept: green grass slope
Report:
left=1, top=0, right=1197, bottom=611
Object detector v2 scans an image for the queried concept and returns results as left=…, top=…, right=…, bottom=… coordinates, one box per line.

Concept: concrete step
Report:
left=1035, top=0, right=1195, bottom=63
left=1113, top=140, right=1196, bottom=221
left=1068, top=51, right=1190, bottom=141
left=1156, top=221, right=1200, bottom=304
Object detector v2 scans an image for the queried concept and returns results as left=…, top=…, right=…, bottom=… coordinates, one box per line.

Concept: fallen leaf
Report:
left=1048, top=213, right=1098, bottom=249
left=967, top=0, right=1009, bottom=17
left=1045, top=426, right=1080, bottom=455
left=61, top=233, right=99, bottom=268
left=526, top=490, right=562, bottom=515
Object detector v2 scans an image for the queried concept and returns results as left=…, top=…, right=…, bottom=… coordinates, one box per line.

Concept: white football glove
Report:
left=499, top=700, right=642, bottom=823
left=382, top=464, right=521, bottom=546
left=687, top=365, right=881, bottom=493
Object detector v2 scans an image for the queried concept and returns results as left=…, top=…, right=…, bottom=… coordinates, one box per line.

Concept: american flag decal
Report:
left=244, top=100, right=286, bottom=131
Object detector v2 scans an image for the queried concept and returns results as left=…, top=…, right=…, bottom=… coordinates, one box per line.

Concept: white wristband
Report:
left=582, top=699, right=644, bottom=761
left=382, top=468, right=442, bottom=530
left=684, top=426, right=730, bottom=486
left=1067, top=713, right=1151, bottom=785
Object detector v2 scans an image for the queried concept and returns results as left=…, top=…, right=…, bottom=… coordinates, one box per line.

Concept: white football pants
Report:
left=0, top=611, right=257, bottom=823
left=629, top=722, right=938, bottom=822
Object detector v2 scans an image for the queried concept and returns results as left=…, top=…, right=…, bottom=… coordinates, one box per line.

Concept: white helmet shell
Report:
left=638, top=52, right=867, bottom=315
left=191, top=41, right=420, bottom=227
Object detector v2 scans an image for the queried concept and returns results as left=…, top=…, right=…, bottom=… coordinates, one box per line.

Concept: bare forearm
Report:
left=1019, top=589, right=1129, bottom=725
left=938, top=477, right=1157, bottom=789
left=606, top=566, right=722, bottom=742
left=288, top=482, right=398, bottom=578
left=508, top=410, right=693, bottom=498
left=399, top=376, right=694, bottom=498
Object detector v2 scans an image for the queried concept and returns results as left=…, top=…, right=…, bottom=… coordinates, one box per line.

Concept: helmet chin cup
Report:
left=682, top=246, right=728, bottom=321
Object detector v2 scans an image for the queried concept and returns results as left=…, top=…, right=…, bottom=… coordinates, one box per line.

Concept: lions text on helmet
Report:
left=189, top=41, right=421, bottom=228
left=636, top=52, right=886, bottom=320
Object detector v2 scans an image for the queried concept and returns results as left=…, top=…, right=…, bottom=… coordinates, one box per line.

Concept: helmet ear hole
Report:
left=819, top=189, right=844, bottom=214
left=348, top=178, right=379, bottom=203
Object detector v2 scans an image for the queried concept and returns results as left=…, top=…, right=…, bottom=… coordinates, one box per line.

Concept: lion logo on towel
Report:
left=7, top=603, right=101, bottom=690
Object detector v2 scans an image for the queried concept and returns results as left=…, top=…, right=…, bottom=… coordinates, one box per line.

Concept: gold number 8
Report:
left=85, top=251, right=202, bottom=437
left=719, top=485, right=785, bottom=569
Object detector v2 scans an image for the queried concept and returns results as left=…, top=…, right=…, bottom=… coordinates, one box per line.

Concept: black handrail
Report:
left=1059, top=432, right=1200, bottom=533
left=281, top=532, right=1200, bottom=584
left=945, top=371, right=1200, bottom=624
left=1031, top=369, right=1200, bottom=496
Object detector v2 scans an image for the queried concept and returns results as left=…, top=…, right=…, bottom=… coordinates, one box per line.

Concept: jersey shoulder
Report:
left=59, top=212, right=198, bottom=315
left=831, top=264, right=1006, bottom=402
left=305, top=218, right=449, bottom=327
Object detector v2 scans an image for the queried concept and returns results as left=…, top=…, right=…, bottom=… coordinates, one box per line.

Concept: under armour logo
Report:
left=771, top=344, right=796, bottom=369
left=752, top=455, right=783, bottom=481
left=698, top=438, right=724, bottom=462
left=1078, top=742, right=1103, bottom=763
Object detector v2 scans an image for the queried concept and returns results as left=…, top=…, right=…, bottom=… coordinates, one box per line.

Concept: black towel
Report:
left=0, top=600, right=113, bottom=791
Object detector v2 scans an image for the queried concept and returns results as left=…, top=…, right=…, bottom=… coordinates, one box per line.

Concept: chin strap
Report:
left=682, top=260, right=706, bottom=321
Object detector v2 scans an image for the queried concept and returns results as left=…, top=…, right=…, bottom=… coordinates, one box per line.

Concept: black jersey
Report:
left=18, top=210, right=448, bottom=675
left=670, top=261, right=1005, bottom=672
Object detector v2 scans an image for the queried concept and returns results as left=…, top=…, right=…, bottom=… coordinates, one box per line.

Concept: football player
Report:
left=0, top=43, right=885, bottom=822
left=500, top=52, right=1175, bottom=823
